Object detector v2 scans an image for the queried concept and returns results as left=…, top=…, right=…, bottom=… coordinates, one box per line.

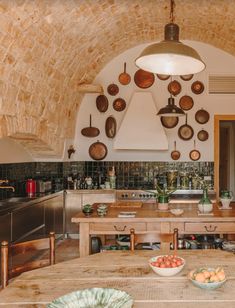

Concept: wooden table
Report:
left=72, top=202, right=235, bottom=257
left=0, top=250, right=235, bottom=307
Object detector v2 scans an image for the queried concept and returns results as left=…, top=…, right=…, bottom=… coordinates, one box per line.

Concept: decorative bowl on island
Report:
left=149, top=255, right=185, bottom=277
left=189, top=267, right=226, bottom=290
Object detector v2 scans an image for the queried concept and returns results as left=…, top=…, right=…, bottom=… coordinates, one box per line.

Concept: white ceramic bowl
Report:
left=170, top=209, right=184, bottom=216
left=149, top=255, right=185, bottom=277
left=198, top=203, right=213, bottom=213
left=189, top=268, right=226, bottom=290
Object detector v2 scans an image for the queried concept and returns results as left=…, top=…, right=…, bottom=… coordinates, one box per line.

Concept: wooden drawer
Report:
left=185, top=222, right=235, bottom=233
left=90, top=222, right=146, bottom=234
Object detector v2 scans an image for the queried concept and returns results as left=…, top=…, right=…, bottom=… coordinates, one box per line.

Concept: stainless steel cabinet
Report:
left=0, top=212, right=11, bottom=242
left=44, top=193, right=64, bottom=236
left=65, top=191, right=82, bottom=235
left=12, top=202, right=44, bottom=242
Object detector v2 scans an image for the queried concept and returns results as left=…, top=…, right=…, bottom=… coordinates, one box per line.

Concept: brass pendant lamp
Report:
left=135, top=0, right=205, bottom=75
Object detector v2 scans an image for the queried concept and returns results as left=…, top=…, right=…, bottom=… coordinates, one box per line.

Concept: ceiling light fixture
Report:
left=157, top=95, right=185, bottom=117
left=135, top=0, right=205, bottom=75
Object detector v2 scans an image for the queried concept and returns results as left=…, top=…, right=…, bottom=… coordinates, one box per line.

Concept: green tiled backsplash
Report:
left=0, top=161, right=214, bottom=199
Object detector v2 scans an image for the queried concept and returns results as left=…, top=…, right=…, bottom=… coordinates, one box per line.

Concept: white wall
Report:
left=72, top=41, right=235, bottom=162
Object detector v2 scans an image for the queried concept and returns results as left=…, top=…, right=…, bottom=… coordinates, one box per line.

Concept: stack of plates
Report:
left=222, top=241, right=235, bottom=251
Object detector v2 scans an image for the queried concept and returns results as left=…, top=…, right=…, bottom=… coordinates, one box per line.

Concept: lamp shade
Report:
left=136, top=23, right=205, bottom=75
left=157, top=97, right=185, bottom=117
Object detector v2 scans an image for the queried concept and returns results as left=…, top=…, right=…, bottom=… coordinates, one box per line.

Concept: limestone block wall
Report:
left=0, top=0, right=235, bottom=159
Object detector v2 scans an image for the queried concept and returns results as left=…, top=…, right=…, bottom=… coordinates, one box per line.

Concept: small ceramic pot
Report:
left=158, top=202, right=169, bottom=211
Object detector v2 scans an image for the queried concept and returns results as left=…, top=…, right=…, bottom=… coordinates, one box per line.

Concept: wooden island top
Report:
left=72, top=202, right=235, bottom=257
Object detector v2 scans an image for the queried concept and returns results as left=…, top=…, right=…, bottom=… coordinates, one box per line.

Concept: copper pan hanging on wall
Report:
left=191, top=80, right=204, bottom=94
left=179, top=95, right=194, bottom=111
left=113, top=98, right=126, bottom=112
left=157, top=74, right=170, bottom=81
left=81, top=114, right=100, bottom=137
left=178, top=114, right=194, bottom=140
left=189, top=140, right=201, bottom=161
left=195, top=108, right=210, bottom=124
left=171, top=141, right=181, bottom=160
left=134, top=69, right=155, bottom=89
left=180, top=74, right=194, bottom=81
left=96, top=95, right=109, bottom=112
left=168, top=80, right=182, bottom=96
left=89, top=140, right=108, bottom=161
left=197, top=129, right=209, bottom=141
left=107, top=83, right=119, bottom=96
left=118, top=62, right=131, bottom=85
left=105, top=116, right=117, bottom=138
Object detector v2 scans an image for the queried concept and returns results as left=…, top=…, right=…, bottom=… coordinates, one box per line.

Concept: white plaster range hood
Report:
left=114, top=92, right=168, bottom=150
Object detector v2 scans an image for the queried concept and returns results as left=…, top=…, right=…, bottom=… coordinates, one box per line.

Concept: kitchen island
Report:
left=72, top=202, right=235, bottom=257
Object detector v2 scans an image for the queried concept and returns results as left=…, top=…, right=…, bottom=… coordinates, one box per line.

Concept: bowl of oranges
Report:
left=188, top=267, right=226, bottom=289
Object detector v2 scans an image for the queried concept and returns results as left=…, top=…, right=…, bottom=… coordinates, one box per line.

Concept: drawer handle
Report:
left=114, top=225, right=127, bottom=232
left=204, top=225, right=217, bottom=232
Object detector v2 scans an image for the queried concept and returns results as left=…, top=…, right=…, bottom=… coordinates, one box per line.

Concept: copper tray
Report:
left=107, top=83, right=119, bottom=96
left=180, top=74, right=194, bottom=81
left=89, top=141, right=107, bottom=161
left=197, top=129, right=209, bottom=141
left=134, top=69, right=155, bottom=89
left=157, top=74, right=170, bottom=81
left=96, top=95, right=109, bottom=112
left=195, top=108, right=210, bottom=124
left=161, top=116, right=179, bottom=129
left=113, top=98, right=126, bottom=112
left=179, top=95, right=194, bottom=111
left=105, top=116, right=117, bottom=138
left=168, top=80, right=182, bottom=96
left=191, top=81, right=204, bottom=94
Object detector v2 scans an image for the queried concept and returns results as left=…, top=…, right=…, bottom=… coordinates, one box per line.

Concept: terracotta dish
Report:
left=180, top=74, right=194, bottom=81
left=105, top=116, right=117, bottom=138
left=96, top=95, right=109, bottom=112
left=191, top=81, right=204, bottom=94
left=161, top=116, right=179, bottom=129
left=179, top=95, right=194, bottom=111
left=168, top=80, right=182, bottom=96
left=113, top=98, right=126, bottom=112
left=134, top=69, right=155, bottom=88
left=107, top=83, right=119, bottom=96
left=197, top=129, right=209, bottom=141
left=89, top=141, right=107, bottom=160
left=195, top=108, right=210, bottom=124
left=157, top=74, right=170, bottom=81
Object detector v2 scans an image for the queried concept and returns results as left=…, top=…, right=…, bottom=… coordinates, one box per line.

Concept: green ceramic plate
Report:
left=47, top=287, right=133, bottom=308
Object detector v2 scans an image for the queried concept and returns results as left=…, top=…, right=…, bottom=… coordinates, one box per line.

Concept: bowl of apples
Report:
left=189, top=267, right=226, bottom=289
left=149, top=255, right=185, bottom=277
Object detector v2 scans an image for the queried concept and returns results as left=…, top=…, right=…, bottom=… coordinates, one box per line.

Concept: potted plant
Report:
left=82, top=204, right=94, bottom=216
left=155, top=184, right=176, bottom=210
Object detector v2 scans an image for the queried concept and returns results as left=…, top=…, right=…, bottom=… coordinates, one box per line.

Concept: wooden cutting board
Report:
left=110, top=201, right=142, bottom=208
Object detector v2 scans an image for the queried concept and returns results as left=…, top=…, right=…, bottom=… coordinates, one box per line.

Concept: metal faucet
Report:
left=0, top=186, right=15, bottom=192
left=0, top=180, right=15, bottom=192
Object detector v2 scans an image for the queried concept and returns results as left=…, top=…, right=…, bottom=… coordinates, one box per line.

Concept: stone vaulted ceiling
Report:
left=0, top=0, right=235, bottom=158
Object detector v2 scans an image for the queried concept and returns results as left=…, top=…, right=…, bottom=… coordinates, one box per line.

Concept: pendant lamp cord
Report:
left=170, top=0, right=175, bottom=23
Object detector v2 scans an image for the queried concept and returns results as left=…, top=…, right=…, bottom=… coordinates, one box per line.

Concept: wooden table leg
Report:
left=79, top=223, right=90, bottom=257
